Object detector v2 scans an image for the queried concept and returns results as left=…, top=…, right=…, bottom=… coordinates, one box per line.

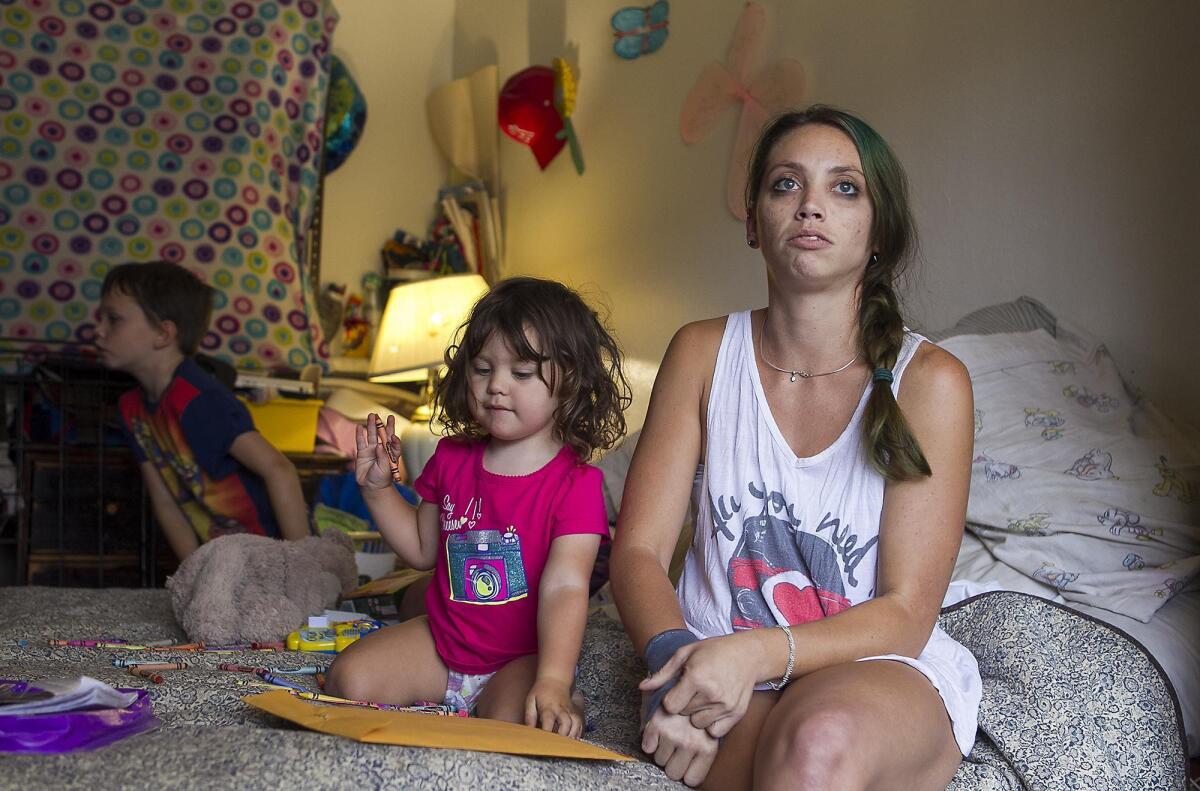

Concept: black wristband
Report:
left=641, top=628, right=699, bottom=727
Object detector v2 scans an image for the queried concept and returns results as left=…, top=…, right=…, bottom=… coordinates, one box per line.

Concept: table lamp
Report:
left=368, top=273, right=489, bottom=479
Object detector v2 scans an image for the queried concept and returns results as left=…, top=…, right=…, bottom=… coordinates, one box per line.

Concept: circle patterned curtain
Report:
left=0, top=0, right=339, bottom=369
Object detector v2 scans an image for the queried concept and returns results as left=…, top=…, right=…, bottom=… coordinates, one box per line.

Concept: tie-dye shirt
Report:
left=118, top=358, right=279, bottom=543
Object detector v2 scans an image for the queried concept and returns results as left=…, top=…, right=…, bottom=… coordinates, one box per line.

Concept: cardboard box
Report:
left=239, top=397, right=324, bottom=453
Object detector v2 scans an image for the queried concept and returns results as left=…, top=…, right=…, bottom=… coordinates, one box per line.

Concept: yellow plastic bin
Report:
left=238, top=397, right=324, bottom=453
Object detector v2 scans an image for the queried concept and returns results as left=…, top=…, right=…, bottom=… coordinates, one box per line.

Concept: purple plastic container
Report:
left=0, top=681, right=162, bottom=753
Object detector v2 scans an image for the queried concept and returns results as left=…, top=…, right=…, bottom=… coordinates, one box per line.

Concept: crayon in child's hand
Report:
left=375, top=416, right=403, bottom=483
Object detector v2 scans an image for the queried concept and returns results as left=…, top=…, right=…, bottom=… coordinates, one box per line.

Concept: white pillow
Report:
left=941, top=322, right=1199, bottom=622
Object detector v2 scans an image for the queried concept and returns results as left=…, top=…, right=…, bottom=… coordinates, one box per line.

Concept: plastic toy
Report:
left=286, top=619, right=384, bottom=654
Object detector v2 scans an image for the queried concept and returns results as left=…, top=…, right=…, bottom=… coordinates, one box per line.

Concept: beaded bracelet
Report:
left=765, top=623, right=795, bottom=691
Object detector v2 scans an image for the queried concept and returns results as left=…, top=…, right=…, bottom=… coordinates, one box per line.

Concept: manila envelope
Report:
left=244, top=690, right=632, bottom=761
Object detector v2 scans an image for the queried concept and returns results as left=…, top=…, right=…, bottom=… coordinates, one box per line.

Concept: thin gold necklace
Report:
left=758, top=327, right=858, bottom=382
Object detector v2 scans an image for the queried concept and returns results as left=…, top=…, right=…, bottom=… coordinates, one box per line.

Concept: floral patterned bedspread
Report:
left=0, top=588, right=1186, bottom=789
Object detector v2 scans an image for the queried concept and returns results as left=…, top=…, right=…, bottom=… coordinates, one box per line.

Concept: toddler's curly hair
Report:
left=434, top=276, right=631, bottom=461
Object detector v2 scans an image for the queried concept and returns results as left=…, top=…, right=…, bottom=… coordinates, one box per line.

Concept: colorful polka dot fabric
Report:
left=0, top=0, right=338, bottom=370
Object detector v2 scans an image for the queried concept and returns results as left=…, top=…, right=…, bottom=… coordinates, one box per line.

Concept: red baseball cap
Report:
left=498, top=66, right=565, bottom=170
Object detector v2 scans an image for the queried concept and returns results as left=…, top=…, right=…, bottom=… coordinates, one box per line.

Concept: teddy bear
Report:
left=166, top=528, right=358, bottom=646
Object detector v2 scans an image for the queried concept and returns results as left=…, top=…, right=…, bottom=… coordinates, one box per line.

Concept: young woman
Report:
left=611, top=106, right=980, bottom=789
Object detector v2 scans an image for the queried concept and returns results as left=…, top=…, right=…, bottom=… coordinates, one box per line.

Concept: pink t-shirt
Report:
left=414, top=437, right=608, bottom=674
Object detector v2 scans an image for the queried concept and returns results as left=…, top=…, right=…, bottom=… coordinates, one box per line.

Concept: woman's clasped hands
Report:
left=639, top=632, right=766, bottom=785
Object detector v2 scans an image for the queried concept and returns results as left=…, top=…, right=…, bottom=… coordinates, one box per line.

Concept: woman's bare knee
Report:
left=756, top=705, right=866, bottom=790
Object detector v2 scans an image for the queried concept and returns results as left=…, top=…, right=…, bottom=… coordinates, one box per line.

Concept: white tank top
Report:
left=677, top=311, right=981, bottom=755
left=679, top=309, right=927, bottom=627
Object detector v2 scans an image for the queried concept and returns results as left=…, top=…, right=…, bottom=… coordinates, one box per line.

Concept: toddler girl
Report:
left=325, top=277, right=629, bottom=737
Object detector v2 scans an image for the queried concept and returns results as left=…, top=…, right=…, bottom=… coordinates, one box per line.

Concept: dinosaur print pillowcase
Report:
left=940, top=323, right=1199, bottom=622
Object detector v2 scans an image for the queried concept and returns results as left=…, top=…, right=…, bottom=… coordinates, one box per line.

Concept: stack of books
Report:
left=438, top=180, right=503, bottom=281
left=380, top=179, right=503, bottom=284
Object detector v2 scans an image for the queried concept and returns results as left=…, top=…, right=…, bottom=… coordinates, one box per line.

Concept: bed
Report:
left=0, top=586, right=1186, bottom=789
left=927, top=296, right=1200, bottom=765
left=0, top=298, right=1194, bottom=789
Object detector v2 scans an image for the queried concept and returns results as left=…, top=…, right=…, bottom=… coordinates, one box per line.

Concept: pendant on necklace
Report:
left=789, top=372, right=798, bottom=382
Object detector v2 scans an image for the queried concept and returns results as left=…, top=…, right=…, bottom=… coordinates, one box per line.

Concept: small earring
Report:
left=747, top=238, right=758, bottom=248
left=869, top=253, right=878, bottom=265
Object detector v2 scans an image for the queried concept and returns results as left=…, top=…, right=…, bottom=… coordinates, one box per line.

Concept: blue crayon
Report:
left=259, top=672, right=308, bottom=691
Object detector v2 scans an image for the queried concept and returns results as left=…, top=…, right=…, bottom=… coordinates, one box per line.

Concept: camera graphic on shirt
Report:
left=447, top=529, right=528, bottom=604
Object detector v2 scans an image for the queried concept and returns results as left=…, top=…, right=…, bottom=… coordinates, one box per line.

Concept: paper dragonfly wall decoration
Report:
left=679, top=2, right=805, bottom=219
left=611, top=1, right=669, bottom=60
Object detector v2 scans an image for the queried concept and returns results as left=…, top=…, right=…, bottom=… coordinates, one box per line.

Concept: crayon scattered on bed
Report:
left=287, top=690, right=465, bottom=716
left=128, top=662, right=187, bottom=672
left=145, top=638, right=180, bottom=647
left=127, top=667, right=164, bottom=684
left=259, top=672, right=308, bottom=691
left=49, top=639, right=148, bottom=649
left=315, top=672, right=325, bottom=689
left=227, top=676, right=276, bottom=689
left=268, top=666, right=322, bottom=675
left=250, top=642, right=285, bottom=651
left=202, top=644, right=251, bottom=652
left=218, top=663, right=267, bottom=674
left=147, top=642, right=204, bottom=652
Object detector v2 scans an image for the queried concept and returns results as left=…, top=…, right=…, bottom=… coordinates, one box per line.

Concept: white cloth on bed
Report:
left=678, top=311, right=980, bottom=756
left=940, top=326, right=1200, bottom=622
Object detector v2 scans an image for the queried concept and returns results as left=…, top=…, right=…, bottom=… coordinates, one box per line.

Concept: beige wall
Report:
left=320, top=1, right=454, bottom=291
left=330, top=0, right=1199, bottom=425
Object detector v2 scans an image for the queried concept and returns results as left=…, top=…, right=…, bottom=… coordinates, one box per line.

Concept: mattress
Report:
left=954, top=530, right=1200, bottom=756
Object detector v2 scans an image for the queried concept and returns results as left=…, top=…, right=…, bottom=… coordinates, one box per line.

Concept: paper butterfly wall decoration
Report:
left=611, top=1, right=669, bottom=60
left=679, top=2, right=806, bottom=219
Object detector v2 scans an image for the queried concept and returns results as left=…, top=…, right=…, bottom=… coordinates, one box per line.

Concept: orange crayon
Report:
left=129, top=662, right=186, bottom=672
left=149, top=642, right=203, bottom=652
left=128, top=667, right=164, bottom=684
left=375, top=417, right=403, bottom=483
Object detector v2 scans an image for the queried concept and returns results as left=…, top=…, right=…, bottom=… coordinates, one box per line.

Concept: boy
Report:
left=95, top=261, right=311, bottom=562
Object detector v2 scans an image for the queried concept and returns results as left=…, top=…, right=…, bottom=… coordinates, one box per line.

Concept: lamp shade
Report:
left=368, top=273, right=489, bottom=383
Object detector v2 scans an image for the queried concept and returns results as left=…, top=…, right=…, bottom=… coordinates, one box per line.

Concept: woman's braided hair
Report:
left=745, top=106, right=931, bottom=480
